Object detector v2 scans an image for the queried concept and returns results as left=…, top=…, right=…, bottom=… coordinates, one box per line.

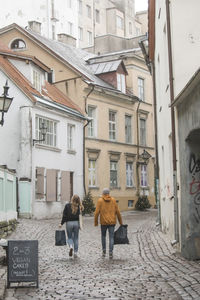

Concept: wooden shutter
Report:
left=61, top=171, right=70, bottom=203
left=36, top=167, right=44, bottom=199
left=46, top=169, right=57, bottom=202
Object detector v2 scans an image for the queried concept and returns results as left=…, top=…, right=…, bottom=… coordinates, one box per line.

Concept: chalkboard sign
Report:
left=7, top=240, right=38, bottom=288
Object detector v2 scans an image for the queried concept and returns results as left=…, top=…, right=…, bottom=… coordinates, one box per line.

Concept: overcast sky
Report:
left=135, top=0, right=148, bottom=12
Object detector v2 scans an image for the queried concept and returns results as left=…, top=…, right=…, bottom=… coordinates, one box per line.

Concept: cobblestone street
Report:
left=2, top=210, right=200, bottom=299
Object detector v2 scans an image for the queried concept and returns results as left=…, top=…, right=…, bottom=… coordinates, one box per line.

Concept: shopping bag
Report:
left=55, top=230, right=66, bottom=246
left=114, top=225, right=129, bottom=245
left=79, top=212, right=83, bottom=230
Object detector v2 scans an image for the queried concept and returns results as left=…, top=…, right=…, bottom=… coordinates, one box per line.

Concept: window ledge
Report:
left=89, top=186, right=99, bottom=190
left=141, top=186, right=150, bottom=190
left=35, top=144, right=61, bottom=152
left=126, top=186, right=136, bottom=189
left=67, top=149, right=76, bottom=155
left=110, top=187, right=121, bottom=190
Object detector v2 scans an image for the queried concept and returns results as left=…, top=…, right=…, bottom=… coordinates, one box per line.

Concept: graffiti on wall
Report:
left=189, top=153, right=200, bottom=223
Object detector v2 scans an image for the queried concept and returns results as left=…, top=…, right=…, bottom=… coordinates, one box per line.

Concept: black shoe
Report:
left=109, top=252, right=113, bottom=259
left=102, top=251, right=106, bottom=257
left=69, top=248, right=73, bottom=257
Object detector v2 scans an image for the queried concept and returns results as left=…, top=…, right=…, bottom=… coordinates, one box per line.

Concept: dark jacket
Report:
left=61, top=203, right=80, bottom=225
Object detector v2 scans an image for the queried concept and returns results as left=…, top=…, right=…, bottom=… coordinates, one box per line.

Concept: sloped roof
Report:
left=0, top=55, right=84, bottom=116
left=88, top=60, right=123, bottom=75
left=0, top=24, right=130, bottom=94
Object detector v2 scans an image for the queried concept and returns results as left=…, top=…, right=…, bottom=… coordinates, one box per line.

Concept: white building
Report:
left=0, top=47, right=86, bottom=220
left=147, top=0, right=200, bottom=259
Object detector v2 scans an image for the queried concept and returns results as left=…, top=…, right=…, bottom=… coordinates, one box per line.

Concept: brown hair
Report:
left=70, top=194, right=81, bottom=214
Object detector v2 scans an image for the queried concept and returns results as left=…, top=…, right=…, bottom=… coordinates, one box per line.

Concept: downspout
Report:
left=83, top=85, right=94, bottom=195
left=136, top=99, right=141, bottom=196
left=166, top=0, right=179, bottom=243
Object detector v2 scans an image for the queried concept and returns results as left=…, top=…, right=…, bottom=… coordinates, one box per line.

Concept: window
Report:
left=78, top=0, right=82, bottom=14
left=95, top=9, right=100, bottom=23
left=10, top=39, right=26, bottom=50
left=52, top=25, right=55, bottom=40
left=110, top=161, right=118, bottom=188
left=117, top=73, right=126, bottom=93
left=35, top=116, right=57, bottom=147
left=138, top=77, right=144, bottom=101
left=109, top=111, right=116, bottom=141
left=140, top=118, right=146, bottom=146
left=78, top=27, right=83, bottom=40
left=116, top=16, right=124, bottom=29
left=125, top=115, right=132, bottom=143
left=67, top=0, right=72, bottom=8
left=86, top=5, right=91, bottom=18
left=88, top=160, right=97, bottom=187
left=67, top=124, right=75, bottom=151
left=141, top=164, right=148, bottom=187
left=87, top=31, right=92, bottom=45
left=88, top=106, right=96, bottom=137
left=126, top=162, right=133, bottom=187
left=136, top=27, right=141, bottom=36
left=129, top=22, right=132, bottom=35
left=128, top=200, right=134, bottom=207
left=32, top=69, right=41, bottom=92
left=68, top=22, right=73, bottom=35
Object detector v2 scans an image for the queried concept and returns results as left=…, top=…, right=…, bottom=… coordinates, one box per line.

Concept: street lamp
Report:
left=33, top=122, right=47, bottom=146
left=0, top=80, right=13, bottom=126
left=140, top=149, right=151, bottom=164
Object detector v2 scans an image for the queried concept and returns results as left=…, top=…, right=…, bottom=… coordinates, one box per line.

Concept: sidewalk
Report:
left=1, top=209, right=200, bottom=299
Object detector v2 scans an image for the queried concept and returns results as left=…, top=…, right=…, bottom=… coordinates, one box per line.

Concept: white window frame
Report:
left=117, top=73, right=126, bottom=93
left=140, top=118, right=146, bottom=146
left=125, top=115, right=132, bottom=143
left=88, top=159, right=97, bottom=187
left=68, top=22, right=73, bottom=35
left=88, top=106, right=96, bottom=138
left=32, top=69, right=41, bottom=92
left=109, top=111, right=116, bottom=141
left=138, top=77, right=145, bottom=101
left=86, top=5, right=91, bottom=18
left=129, top=22, right=132, bottom=35
left=141, top=164, right=148, bottom=187
left=126, top=162, right=134, bottom=187
left=67, top=124, right=75, bottom=151
left=116, top=15, right=124, bottom=29
left=87, top=31, right=92, bottom=45
left=78, top=0, right=82, bottom=14
left=78, top=27, right=83, bottom=41
left=95, top=9, right=100, bottom=23
left=35, top=116, right=57, bottom=147
left=110, top=161, right=118, bottom=188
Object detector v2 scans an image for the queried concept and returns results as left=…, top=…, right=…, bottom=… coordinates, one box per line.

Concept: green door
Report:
left=18, top=181, right=31, bottom=217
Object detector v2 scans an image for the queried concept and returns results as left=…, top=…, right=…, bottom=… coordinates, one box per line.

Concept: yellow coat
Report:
left=94, top=195, right=123, bottom=226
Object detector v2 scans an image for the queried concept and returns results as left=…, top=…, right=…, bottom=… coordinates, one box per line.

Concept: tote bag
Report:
left=114, top=225, right=129, bottom=245
left=55, top=230, right=66, bottom=246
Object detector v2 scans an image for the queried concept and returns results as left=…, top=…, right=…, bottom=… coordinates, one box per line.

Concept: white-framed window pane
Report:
left=138, top=77, right=144, bottom=101
left=78, top=0, right=82, bottom=14
left=87, top=31, right=92, bottom=45
left=128, top=200, right=134, bottom=207
left=110, top=161, right=118, bottom=187
left=88, top=160, right=97, bottom=187
left=95, top=9, right=100, bottom=23
left=141, top=164, right=148, bottom=187
left=126, top=162, right=133, bottom=187
left=68, top=22, right=73, bottom=35
left=116, top=15, right=124, bottom=29
left=88, top=106, right=96, bottom=137
left=67, top=124, right=75, bottom=150
left=87, top=5, right=91, bottom=18
left=78, top=27, right=83, bottom=40
left=32, top=69, right=41, bottom=92
left=109, top=111, right=116, bottom=141
left=35, top=116, right=57, bottom=147
left=117, top=73, right=126, bottom=93
left=125, top=115, right=132, bottom=143
left=140, top=118, right=146, bottom=146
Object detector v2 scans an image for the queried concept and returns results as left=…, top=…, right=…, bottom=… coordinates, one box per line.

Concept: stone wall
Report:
left=0, top=219, right=17, bottom=238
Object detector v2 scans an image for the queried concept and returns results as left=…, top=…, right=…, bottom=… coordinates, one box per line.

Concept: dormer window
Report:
left=11, top=39, right=26, bottom=50
left=117, top=73, right=126, bottom=93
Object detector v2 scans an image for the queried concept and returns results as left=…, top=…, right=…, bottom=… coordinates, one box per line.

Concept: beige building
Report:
left=0, top=23, right=155, bottom=211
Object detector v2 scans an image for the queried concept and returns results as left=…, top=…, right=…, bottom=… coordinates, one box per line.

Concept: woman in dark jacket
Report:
left=59, top=195, right=83, bottom=257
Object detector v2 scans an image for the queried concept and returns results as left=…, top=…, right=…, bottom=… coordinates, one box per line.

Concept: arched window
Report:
left=10, top=39, right=26, bottom=50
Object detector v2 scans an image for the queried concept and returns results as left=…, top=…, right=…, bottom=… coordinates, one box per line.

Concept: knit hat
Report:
left=102, top=188, right=110, bottom=195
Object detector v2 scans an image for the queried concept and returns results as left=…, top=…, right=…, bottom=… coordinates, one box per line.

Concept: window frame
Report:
left=35, top=116, right=57, bottom=147
left=86, top=4, right=92, bottom=18
left=117, top=73, right=126, bottom=93
left=125, top=115, right=132, bottom=144
left=78, top=26, right=83, bottom=41
left=87, top=30, right=92, bottom=45
left=138, top=77, right=145, bottom=101
left=141, top=164, right=148, bottom=187
left=88, top=159, right=97, bottom=187
left=116, top=15, right=124, bottom=29
left=32, top=68, right=42, bottom=92
left=109, top=110, right=117, bottom=141
left=67, top=123, right=75, bottom=151
left=110, top=161, right=118, bottom=188
left=10, top=39, right=26, bottom=50
left=126, top=162, right=134, bottom=187
left=88, top=106, right=96, bottom=138
left=140, top=118, right=146, bottom=146
left=95, top=9, right=100, bottom=23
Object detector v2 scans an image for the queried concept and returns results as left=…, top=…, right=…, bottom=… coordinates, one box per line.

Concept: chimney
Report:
left=28, top=21, right=41, bottom=34
left=57, top=33, right=76, bottom=47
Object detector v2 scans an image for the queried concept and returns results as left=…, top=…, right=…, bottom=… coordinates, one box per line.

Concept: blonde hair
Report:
left=71, top=194, right=82, bottom=214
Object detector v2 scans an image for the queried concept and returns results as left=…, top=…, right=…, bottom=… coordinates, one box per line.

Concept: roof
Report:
left=0, top=55, right=84, bottom=117
left=0, top=24, right=133, bottom=96
left=88, top=60, right=127, bottom=75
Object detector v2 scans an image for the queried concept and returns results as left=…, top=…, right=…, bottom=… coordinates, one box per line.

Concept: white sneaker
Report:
left=74, top=252, right=78, bottom=258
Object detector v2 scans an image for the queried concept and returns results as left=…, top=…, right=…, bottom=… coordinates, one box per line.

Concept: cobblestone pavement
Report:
left=2, top=210, right=200, bottom=300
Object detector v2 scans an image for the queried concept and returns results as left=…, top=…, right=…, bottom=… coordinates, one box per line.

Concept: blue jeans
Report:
left=66, top=221, right=79, bottom=253
left=101, top=225, right=115, bottom=253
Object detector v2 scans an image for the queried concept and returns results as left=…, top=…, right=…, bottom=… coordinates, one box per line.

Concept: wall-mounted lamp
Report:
left=140, top=149, right=151, bottom=164
left=0, top=80, right=13, bottom=126
left=33, top=122, right=47, bottom=146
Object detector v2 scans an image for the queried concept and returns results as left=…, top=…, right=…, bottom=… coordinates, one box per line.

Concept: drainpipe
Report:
left=166, top=0, right=179, bottom=243
left=136, top=99, right=141, bottom=196
left=83, top=85, right=94, bottom=195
